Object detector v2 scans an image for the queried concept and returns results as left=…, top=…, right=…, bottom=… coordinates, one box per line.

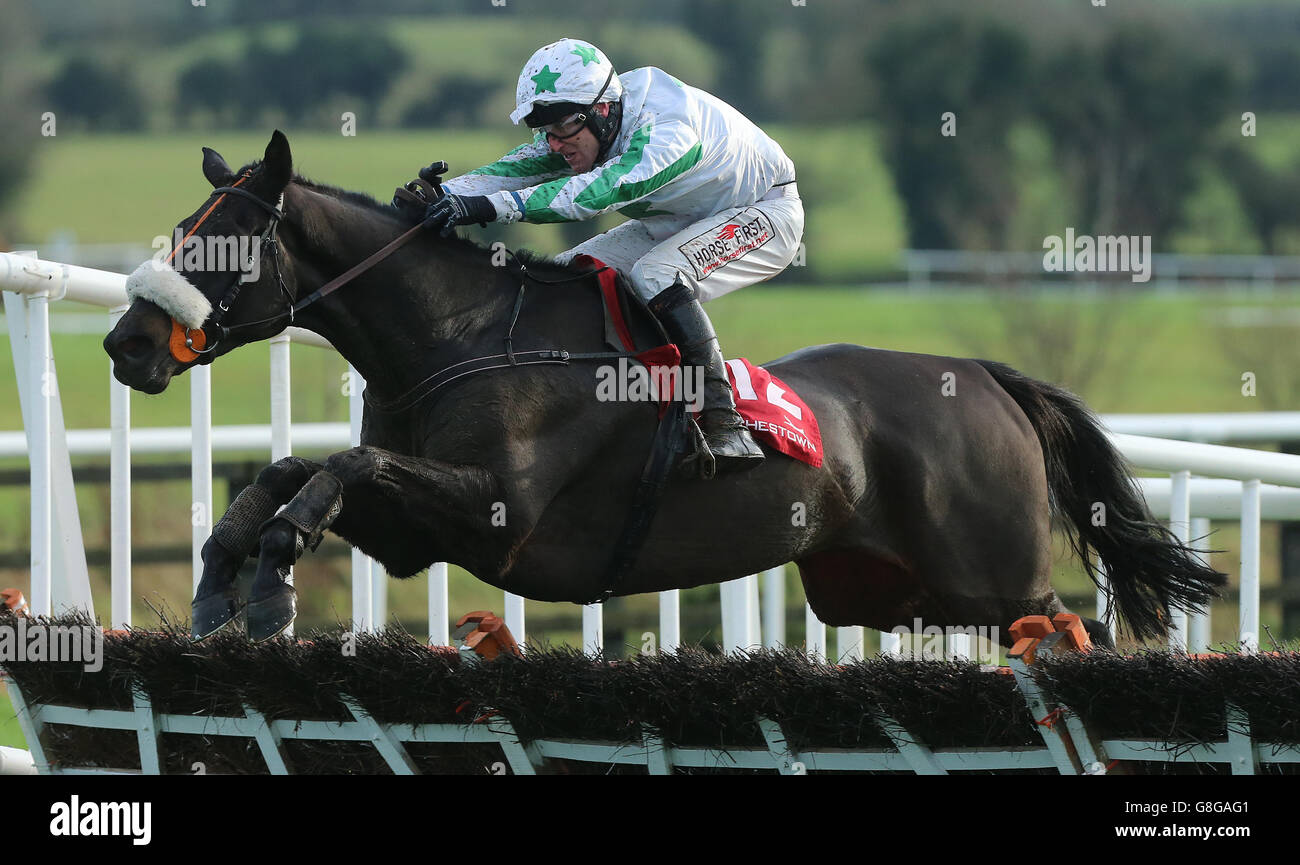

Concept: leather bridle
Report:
left=170, top=177, right=291, bottom=360
left=170, top=176, right=443, bottom=363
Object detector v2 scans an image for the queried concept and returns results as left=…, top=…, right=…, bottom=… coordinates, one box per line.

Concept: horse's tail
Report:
left=973, top=359, right=1227, bottom=641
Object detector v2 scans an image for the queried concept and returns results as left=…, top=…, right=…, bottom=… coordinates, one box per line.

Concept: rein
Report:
left=169, top=181, right=650, bottom=415
left=172, top=176, right=440, bottom=363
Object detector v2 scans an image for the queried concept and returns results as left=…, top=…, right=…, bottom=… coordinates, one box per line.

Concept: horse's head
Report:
left=104, top=130, right=297, bottom=393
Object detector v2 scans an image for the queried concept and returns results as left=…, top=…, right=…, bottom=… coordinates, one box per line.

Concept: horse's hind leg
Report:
left=192, top=455, right=323, bottom=639
left=1079, top=613, right=1115, bottom=650
left=1035, top=600, right=1115, bottom=651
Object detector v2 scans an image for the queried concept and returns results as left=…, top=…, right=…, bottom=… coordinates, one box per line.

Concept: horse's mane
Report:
left=237, top=160, right=585, bottom=280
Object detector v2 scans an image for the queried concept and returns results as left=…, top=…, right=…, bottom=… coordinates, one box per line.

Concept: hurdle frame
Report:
left=7, top=656, right=1298, bottom=775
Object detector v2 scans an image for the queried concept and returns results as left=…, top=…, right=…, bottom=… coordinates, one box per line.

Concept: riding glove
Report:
left=423, top=193, right=497, bottom=237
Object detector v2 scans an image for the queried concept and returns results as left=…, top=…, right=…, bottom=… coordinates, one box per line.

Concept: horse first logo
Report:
left=678, top=208, right=776, bottom=280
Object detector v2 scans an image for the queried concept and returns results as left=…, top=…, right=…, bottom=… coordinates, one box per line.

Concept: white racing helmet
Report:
left=509, top=38, right=624, bottom=127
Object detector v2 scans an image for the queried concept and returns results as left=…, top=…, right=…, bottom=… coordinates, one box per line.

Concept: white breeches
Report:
left=556, top=186, right=804, bottom=303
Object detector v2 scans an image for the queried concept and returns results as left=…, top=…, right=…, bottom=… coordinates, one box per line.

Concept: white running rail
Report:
left=1, top=250, right=1288, bottom=656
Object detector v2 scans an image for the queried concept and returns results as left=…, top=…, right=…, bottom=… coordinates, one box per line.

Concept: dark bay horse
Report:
left=104, top=132, right=1224, bottom=646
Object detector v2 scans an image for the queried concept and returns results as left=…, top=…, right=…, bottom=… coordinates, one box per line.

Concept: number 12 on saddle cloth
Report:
left=719, top=358, right=822, bottom=468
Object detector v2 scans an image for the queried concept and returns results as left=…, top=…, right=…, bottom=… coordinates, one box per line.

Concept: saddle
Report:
left=577, top=255, right=822, bottom=468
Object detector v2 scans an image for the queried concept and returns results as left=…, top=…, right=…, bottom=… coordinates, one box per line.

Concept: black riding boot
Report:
left=648, top=280, right=764, bottom=474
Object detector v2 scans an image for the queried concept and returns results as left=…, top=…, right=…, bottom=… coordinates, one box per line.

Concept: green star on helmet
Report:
left=571, top=44, right=600, bottom=66
left=531, top=65, right=562, bottom=95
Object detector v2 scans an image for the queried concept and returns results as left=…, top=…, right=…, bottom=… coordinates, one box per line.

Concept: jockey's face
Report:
left=545, top=102, right=610, bottom=173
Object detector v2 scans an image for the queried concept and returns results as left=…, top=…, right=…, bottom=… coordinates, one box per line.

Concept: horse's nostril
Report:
left=115, top=335, right=154, bottom=362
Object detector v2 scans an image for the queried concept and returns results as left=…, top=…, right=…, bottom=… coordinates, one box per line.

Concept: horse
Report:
left=104, top=131, right=1225, bottom=647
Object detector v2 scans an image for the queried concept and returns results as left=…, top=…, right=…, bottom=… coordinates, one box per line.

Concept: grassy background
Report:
left=10, top=126, right=900, bottom=280
left=0, top=687, right=19, bottom=749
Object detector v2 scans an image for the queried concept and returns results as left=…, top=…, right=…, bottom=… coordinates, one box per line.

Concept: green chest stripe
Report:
left=581, top=141, right=702, bottom=213
left=527, top=125, right=702, bottom=223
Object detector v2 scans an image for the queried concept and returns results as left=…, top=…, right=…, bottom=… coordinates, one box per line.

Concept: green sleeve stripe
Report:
left=468, top=152, right=569, bottom=178
left=525, top=126, right=703, bottom=224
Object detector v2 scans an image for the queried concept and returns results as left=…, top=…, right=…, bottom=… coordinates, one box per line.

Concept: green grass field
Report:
left=10, top=125, right=900, bottom=280
left=0, top=685, right=21, bottom=749
left=6, top=287, right=1297, bottom=431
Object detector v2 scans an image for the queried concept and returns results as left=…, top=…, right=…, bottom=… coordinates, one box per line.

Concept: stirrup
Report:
left=680, top=417, right=718, bottom=480
left=701, top=409, right=765, bottom=473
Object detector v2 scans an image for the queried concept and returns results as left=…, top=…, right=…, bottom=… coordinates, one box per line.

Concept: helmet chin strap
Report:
left=585, top=67, right=621, bottom=162
left=594, top=99, right=623, bottom=163
left=589, top=66, right=614, bottom=107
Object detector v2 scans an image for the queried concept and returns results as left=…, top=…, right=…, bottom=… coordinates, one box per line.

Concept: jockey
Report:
left=394, top=38, right=803, bottom=474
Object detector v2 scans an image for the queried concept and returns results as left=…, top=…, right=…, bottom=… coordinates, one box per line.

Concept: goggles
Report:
left=534, top=111, right=589, bottom=141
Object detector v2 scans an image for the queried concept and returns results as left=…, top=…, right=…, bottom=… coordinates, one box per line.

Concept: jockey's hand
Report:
left=392, top=179, right=435, bottom=224
left=391, top=162, right=450, bottom=225
left=422, top=192, right=496, bottom=237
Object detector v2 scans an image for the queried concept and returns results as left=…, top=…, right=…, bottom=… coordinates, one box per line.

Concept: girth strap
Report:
left=364, top=349, right=574, bottom=414
left=589, top=396, right=688, bottom=604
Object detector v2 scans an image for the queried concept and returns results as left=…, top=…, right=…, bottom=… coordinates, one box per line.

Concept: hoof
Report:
left=191, top=590, right=241, bottom=641
left=247, top=585, right=297, bottom=643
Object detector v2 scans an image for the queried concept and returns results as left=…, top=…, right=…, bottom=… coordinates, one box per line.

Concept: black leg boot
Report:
left=247, top=470, right=343, bottom=642
left=648, top=280, right=764, bottom=474
left=191, top=456, right=322, bottom=640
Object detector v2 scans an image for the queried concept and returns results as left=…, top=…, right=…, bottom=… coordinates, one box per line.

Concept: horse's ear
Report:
left=201, top=147, right=234, bottom=188
left=260, top=129, right=292, bottom=194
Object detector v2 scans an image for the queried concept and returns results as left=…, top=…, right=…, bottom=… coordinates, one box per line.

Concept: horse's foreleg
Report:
left=246, top=470, right=344, bottom=642
left=321, top=446, right=501, bottom=579
left=192, top=455, right=323, bottom=639
left=245, top=446, right=501, bottom=641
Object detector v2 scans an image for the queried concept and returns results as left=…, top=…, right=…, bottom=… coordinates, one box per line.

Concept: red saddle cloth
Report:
left=576, top=254, right=823, bottom=468
left=722, top=357, right=823, bottom=468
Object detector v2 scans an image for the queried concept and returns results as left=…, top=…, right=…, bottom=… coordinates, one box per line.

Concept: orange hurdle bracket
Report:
left=1, top=589, right=29, bottom=617
left=1006, top=612, right=1109, bottom=775
left=1008, top=613, right=1092, bottom=666
left=453, top=611, right=523, bottom=662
